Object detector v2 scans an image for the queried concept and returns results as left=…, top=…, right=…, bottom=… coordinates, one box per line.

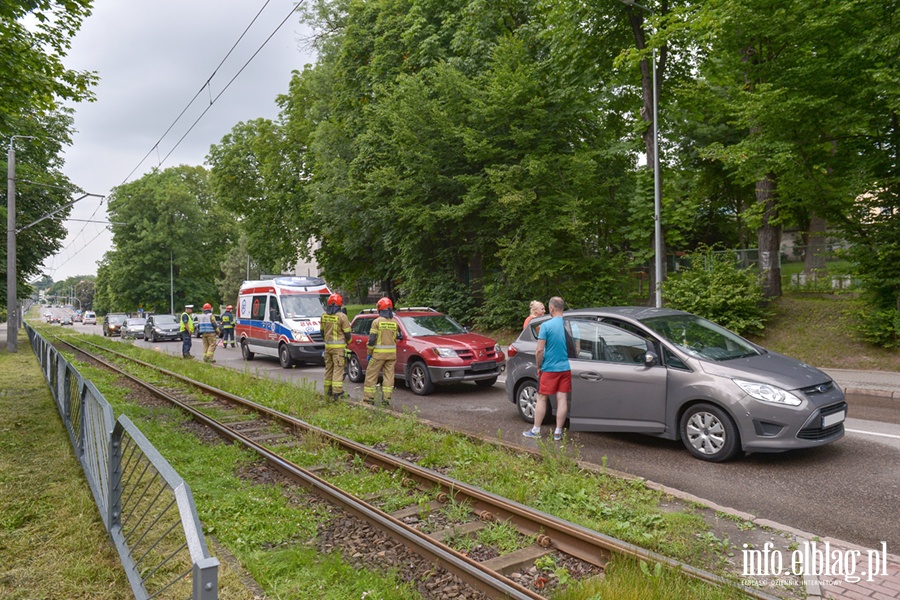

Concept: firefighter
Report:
left=180, top=304, right=195, bottom=359
left=321, top=293, right=352, bottom=401
left=220, top=304, right=236, bottom=348
left=197, top=303, right=220, bottom=363
left=363, top=297, right=402, bottom=406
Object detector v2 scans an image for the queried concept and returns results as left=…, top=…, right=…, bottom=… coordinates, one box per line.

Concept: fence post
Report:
left=193, top=557, right=219, bottom=600
left=108, top=424, right=123, bottom=532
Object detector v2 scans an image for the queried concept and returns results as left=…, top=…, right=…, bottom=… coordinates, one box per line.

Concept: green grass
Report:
left=748, top=294, right=900, bottom=371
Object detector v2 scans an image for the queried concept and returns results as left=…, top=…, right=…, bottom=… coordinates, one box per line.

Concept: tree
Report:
left=98, top=166, right=236, bottom=313
left=0, top=0, right=97, bottom=133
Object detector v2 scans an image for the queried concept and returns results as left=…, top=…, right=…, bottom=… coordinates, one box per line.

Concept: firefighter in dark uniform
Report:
left=180, top=304, right=195, bottom=358
left=220, top=304, right=236, bottom=348
left=321, top=293, right=352, bottom=401
left=363, top=297, right=402, bottom=405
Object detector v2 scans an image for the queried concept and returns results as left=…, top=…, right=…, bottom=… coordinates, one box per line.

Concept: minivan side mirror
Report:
left=644, top=351, right=659, bottom=367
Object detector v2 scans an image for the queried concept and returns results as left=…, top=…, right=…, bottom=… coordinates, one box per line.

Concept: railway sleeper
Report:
left=481, top=545, right=555, bottom=576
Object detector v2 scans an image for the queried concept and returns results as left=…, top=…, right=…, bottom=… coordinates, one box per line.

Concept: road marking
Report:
left=846, top=428, right=900, bottom=440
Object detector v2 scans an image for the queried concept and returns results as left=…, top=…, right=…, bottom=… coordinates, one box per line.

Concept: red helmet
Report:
left=202, top=303, right=212, bottom=310
left=226, top=305, right=233, bottom=311
left=376, top=297, right=393, bottom=311
left=327, top=293, right=343, bottom=307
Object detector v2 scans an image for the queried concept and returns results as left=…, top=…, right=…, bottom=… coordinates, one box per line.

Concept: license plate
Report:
left=822, top=410, right=845, bottom=428
left=471, top=361, right=495, bottom=372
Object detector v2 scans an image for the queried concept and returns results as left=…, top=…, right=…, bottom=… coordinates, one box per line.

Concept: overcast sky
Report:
left=42, top=0, right=316, bottom=282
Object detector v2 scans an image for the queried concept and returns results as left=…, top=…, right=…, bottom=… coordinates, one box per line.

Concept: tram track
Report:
left=55, top=335, right=775, bottom=600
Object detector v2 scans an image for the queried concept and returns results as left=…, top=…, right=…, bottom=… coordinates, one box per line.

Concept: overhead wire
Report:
left=49, top=0, right=298, bottom=274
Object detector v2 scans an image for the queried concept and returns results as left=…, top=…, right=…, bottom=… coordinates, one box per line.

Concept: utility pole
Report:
left=6, top=138, right=28, bottom=352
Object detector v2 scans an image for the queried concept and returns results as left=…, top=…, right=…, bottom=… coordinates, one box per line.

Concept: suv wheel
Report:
left=408, top=361, right=434, bottom=396
left=679, top=403, right=740, bottom=462
left=278, top=343, right=294, bottom=369
left=241, top=339, right=254, bottom=361
left=347, top=353, right=364, bottom=383
left=515, top=379, right=538, bottom=423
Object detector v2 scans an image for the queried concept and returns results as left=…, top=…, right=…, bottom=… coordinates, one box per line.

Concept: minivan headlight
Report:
left=733, top=379, right=803, bottom=406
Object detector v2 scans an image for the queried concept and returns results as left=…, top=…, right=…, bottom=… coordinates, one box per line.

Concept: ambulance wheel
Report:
left=241, top=339, right=254, bottom=361
left=278, top=343, right=294, bottom=368
left=347, top=353, right=364, bottom=383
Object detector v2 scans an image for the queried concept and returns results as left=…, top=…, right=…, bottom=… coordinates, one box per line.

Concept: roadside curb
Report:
left=840, top=386, right=900, bottom=400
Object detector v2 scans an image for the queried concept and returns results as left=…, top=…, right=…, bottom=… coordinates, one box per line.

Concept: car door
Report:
left=349, top=316, right=375, bottom=368
left=566, top=318, right=668, bottom=433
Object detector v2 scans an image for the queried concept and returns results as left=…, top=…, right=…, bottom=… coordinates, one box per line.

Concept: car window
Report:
left=126, top=318, right=147, bottom=327
left=250, top=295, right=267, bottom=320
left=154, top=315, right=177, bottom=325
left=398, top=315, right=465, bottom=336
left=640, top=314, right=762, bottom=361
left=567, top=319, right=650, bottom=364
left=268, top=295, right=282, bottom=322
left=352, top=317, right=374, bottom=335
left=109, top=315, right=127, bottom=324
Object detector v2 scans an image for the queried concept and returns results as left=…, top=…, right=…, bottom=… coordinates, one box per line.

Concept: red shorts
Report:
left=538, top=370, right=572, bottom=395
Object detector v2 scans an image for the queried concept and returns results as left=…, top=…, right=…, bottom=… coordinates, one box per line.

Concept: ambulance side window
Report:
left=268, top=295, right=282, bottom=323
left=250, top=295, right=267, bottom=320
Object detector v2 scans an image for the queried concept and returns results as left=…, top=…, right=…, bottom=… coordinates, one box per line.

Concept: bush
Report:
left=662, top=247, right=769, bottom=336
left=849, top=305, right=900, bottom=348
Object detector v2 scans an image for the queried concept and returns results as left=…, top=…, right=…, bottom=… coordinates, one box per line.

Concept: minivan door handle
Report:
left=579, top=372, right=603, bottom=381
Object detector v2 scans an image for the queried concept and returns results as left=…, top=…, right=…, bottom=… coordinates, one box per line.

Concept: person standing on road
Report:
left=523, top=296, right=570, bottom=442
left=363, top=297, right=403, bottom=406
left=523, top=300, right=545, bottom=329
left=321, top=293, right=352, bottom=401
left=197, top=303, right=220, bottom=363
left=220, top=304, right=236, bottom=348
left=180, top=304, right=195, bottom=359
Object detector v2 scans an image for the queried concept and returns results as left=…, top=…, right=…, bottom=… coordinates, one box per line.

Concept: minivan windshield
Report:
left=399, top=315, right=466, bottom=337
left=280, top=294, right=329, bottom=319
left=153, top=315, right=178, bottom=325
left=640, top=314, right=762, bottom=361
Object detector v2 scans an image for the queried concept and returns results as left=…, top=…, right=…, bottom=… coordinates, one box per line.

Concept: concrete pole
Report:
left=7, top=142, right=17, bottom=352
left=652, top=47, right=662, bottom=308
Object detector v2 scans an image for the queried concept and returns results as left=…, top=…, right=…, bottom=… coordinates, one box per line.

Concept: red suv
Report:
left=346, top=307, right=506, bottom=395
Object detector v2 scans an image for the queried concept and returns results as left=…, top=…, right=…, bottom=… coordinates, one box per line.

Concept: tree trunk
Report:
left=756, top=173, right=782, bottom=297
left=803, top=213, right=828, bottom=275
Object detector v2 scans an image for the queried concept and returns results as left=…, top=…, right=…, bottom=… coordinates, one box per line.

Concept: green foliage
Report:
left=96, top=166, right=236, bottom=313
left=849, top=307, right=900, bottom=349
left=662, top=247, right=768, bottom=336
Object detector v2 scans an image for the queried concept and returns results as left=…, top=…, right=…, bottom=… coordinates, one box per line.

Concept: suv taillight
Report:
left=507, top=344, right=518, bottom=358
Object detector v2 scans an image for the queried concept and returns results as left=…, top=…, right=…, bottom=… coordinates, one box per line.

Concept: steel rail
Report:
left=56, top=337, right=542, bottom=600
left=61, top=336, right=779, bottom=600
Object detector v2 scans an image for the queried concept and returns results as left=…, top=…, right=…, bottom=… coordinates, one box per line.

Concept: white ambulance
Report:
left=235, top=276, right=332, bottom=368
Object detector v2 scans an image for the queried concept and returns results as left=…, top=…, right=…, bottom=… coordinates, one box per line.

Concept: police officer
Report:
left=197, top=303, right=220, bottom=363
left=180, top=304, right=195, bottom=359
left=363, top=297, right=402, bottom=405
left=220, top=304, right=236, bottom=348
left=321, top=293, right=352, bottom=401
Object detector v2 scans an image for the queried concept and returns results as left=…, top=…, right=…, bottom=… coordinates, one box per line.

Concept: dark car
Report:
left=121, top=317, right=147, bottom=339
left=505, top=307, right=847, bottom=462
left=102, top=313, right=128, bottom=337
left=61, top=316, right=73, bottom=326
left=346, top=307, right=505, bottom=395
left=143, top=314, right=182, bottom=342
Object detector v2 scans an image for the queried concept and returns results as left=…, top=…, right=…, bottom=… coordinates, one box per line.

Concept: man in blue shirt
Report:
left=523, top=296, right=571, bottom=442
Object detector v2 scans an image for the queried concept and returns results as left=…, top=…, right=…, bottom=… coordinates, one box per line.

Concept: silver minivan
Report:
left=506, top=307, right=847, bottom=461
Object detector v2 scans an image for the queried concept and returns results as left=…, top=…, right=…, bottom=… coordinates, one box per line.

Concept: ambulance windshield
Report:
left=280, top=294, right=329, bottom=319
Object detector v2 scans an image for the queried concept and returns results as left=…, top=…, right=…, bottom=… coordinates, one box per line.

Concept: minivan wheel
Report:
left=515, top=379, right=538, bottom=423
left=347, top=353, right=364, bottom=383
left=679, top=403, right=740, bottom=462
left=278, top=343, right=294, bottom=368
left=241, top=339, right=254, bottom=361
left=408, top=361, right=434, bottom=396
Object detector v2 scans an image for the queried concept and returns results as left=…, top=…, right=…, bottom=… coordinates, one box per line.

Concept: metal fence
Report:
left=25, top=324, right=218, bottom=600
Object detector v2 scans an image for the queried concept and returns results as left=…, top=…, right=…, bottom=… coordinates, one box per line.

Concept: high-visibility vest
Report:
left=368, top=317, right=399, bottom=355
left=179, top=312, right=194, bottom=333
left=322, top=312, right=351, bottom=349
left=197, top=312, right=216, bottom=334
left=221, top=311, right=235, bottom=329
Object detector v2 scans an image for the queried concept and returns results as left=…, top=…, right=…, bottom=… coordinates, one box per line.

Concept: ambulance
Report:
left=235, top=276, right=332, bottom=368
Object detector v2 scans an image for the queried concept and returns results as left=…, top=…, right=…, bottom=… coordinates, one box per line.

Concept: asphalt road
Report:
left=70, top=320, right=900, bottom=551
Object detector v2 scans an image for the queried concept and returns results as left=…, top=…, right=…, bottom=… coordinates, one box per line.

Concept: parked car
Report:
left=102, top=313, right=128, bottom=337
left=83, top=311, right=97, bottom=325
left=121, top=317, right=147, bottom=339
left=143, top=314, right=182, bottom=342
left=506, top=307, right=847, bottom=462
left=346, top=307, right=505, bottom=395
